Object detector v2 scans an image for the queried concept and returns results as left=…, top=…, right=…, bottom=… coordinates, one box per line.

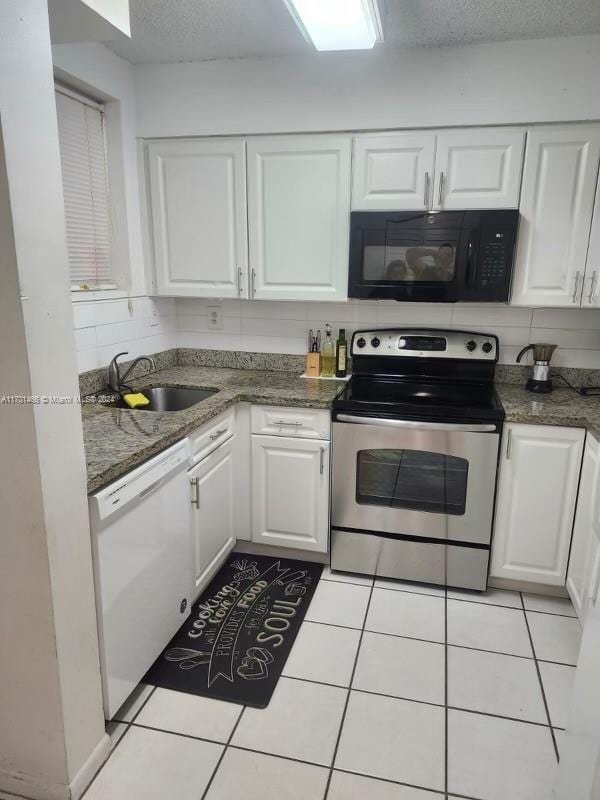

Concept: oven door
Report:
left=332, top=415, right=500, bottom=545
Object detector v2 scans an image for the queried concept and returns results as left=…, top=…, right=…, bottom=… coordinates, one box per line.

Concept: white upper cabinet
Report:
left=511, top=125, right=600, bottom=307
left=147, top=139, right=248, bottom=297
left=584, top=172, right=600, bottom=307
left=433, top=128, right=525, bottom=210
left=490, top=423, right=585, bottom=586
left=351, top=133, right=435, bottom=211
left=247, top=134, right=351, bottom=301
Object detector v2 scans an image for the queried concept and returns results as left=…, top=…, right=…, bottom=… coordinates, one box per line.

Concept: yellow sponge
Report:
left=122, top=392, right=150, bottom=409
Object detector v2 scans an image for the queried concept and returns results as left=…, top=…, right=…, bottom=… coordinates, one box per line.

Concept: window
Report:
left=55, top=86, right=113, bottom=289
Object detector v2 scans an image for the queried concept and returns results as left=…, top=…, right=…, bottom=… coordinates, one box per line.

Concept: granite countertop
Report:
left=83, top=365, right=345, bottom=493
left=497, top=383, right=600, bottom=439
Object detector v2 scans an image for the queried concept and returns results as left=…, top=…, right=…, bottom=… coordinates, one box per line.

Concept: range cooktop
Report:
left=332, top=328, right=505, bottom=424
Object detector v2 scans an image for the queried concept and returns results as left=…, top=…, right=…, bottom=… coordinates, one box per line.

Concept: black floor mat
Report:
left=144, top=553, right=323, bottom=708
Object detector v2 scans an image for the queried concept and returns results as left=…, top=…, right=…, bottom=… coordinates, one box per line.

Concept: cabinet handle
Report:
left=237, top=268, right=244, bottom=296
left=506, top=429, right=512, bottom=460
left=573, top=271, right=582, bottom=304
left=320, top=446, right=325, bottom=475
left=424, top=171, right=430, bottom=208
left=209, top=428, right=228, bottom=441
left=588, top=271, right=598, bottom=304
left=438, top=172, right=445, bottom=206
left=274, top=420, right=303, bottom=427
left=251, top=269, right=256, bottom=297
left=190, top=476, right=200, bottom=508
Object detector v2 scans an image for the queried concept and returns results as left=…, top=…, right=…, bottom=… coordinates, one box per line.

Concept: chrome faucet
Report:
left=107, top=352, right=156, bottom=393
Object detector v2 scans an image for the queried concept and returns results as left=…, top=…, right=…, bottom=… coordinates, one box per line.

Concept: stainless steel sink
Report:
left=115, top=386, right=217, bottom=412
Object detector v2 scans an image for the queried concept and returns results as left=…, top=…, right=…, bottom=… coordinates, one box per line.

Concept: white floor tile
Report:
left=135, top=687, right=242, bottom=743
left=448, top=709, right=557, bottom=800
left=231, top=677, right=346, bottom=766
left=335, top=691, right=445, bottom=791
left=353, top=632, right=445, bottom=705
left=366, top=588, right=445, bottom=643
left=539, top=661, right=576, bottom=728
left=527, top=612, right=582, bottom=665
left=322, top=566, right=373, bottom=586
left=328, top=771, right=441, bottom=799
left=113, top=683, right=154, bottom=723
left=447, top=586, right=522, bottom=608
left=282, top=621, right=361, bottom=687
left=305, top=580, right=371, bottom=629
left=447, top=646, right=546, bottom=723
left=447, top=599, right=532, bottom=657
left=205, top=748, right=329, bottom=800
left=523, top=593, right=577, bottom=617
left=85, top=726, right=222, bottom=800
left=374, top=577, right=445, bottom=597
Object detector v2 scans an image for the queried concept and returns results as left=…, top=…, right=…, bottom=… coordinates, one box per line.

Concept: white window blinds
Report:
left=55, top=88, right=113, bottom=288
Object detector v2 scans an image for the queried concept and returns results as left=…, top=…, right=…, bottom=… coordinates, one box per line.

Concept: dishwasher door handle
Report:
left=335, top=414, right=497, bottom=433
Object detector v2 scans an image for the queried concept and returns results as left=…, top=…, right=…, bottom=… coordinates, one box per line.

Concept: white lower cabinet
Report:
left=567, top=434, right=600, bottom=622
left=251, top=434, right=330, bottom=552
left=490, top=423, right=585, bottom=585
left=188, top=436, right=236, bottom=596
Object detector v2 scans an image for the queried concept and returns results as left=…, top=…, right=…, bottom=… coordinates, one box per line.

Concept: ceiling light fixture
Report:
left=284, top=0, right=383, bottom=51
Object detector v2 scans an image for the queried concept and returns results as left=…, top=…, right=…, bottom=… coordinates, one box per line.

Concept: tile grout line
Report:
left=444, top=585, right=449, bottom=799
left=200, top=703, right=246, bottom=800
left=323, top=577, right=375, bottom=800
left=80, top=686, right=158, bottom=799
left=519, top=592, right=560, bottom=762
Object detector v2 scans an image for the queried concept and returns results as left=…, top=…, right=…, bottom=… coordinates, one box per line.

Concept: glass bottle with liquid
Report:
left=321, top=323, right=335, bottom=377
left=335, top=328, right=347, bottom=378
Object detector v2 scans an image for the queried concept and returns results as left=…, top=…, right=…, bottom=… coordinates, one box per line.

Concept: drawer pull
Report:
left=274, top=420, right=303, bottom=427
left=320, top=447, right=325, bottom=475
left=209, top=428, right=228, bottom=441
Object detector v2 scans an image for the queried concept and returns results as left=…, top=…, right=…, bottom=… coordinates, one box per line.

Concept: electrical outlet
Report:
left=207, top=305, right=223, bottom=330
left=149, top=303, right=159, bottom=327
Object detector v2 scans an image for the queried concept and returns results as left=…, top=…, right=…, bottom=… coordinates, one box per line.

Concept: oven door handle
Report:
left=335, top=414, right=497, bottom=433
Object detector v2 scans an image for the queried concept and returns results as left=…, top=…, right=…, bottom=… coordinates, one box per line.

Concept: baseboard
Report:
left=488, top=576, right=570, bottom=597
left=0, top=733, right=110, bottom=800
left=69, top=733, right=110, bottom=800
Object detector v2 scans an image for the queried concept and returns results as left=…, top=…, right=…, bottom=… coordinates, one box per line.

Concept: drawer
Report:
left=188, top=407, right=235, bottom=465
left=250, top=405, right=330, bottom=440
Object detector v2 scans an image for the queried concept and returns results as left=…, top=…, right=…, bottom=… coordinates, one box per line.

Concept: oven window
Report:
left=356, top=449, right=468, bottom=515
left=363, top=243, right=457, bottom=283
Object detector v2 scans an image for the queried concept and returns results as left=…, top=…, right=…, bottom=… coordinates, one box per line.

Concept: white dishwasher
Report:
left=89, top=439, right=193, bottom=719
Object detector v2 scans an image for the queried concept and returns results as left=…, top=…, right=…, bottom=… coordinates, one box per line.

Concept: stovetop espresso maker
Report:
left=516, top=343, right=558, bottom=393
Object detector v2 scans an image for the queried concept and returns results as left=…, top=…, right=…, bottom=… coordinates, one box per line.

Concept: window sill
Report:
left=71, top=288, right=127, bottom=302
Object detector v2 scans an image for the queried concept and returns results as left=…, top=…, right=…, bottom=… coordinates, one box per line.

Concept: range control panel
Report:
left=351, top=329, right=498, bottom=361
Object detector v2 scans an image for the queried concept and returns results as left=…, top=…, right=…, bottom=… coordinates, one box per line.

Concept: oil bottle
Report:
left=321, top=323, right=335, bottom=377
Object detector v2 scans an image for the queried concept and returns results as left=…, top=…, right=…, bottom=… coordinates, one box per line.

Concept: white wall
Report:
left=176, top=299, right=600, bottom=370
left=73, top=294, right=176, bottom=371
left=134, top=35, right=600, bottom=138
left=0, top=3, right=106, bottom=798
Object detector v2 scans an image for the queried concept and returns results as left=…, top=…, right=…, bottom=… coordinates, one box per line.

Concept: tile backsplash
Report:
left=175, top=299, right=600, bottom=369
left=73, top=295, right=600, bottom=374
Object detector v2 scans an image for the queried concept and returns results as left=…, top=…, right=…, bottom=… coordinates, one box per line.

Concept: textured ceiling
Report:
left=104, top=0, right=600, bottom=64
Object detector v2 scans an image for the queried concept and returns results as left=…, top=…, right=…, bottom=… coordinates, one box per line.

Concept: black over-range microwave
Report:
left=348, top=209, right=520, bottom=302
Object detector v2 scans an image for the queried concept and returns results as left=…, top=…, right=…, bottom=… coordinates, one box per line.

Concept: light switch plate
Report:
left=207, top=305, right=223, bottom=330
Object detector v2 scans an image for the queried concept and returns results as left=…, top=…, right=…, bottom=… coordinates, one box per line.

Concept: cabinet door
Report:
left=433, top=128, right=525, bottom=210
left=490, top=424, right=585, bottom=585
left=251, top=435, right=329, bottom=552
left=147, top=139, right=248, bottom=297
left=584, top=173, right=600, bottom=306
left=247, top=135, right=351, bottom=301
left=352, top=133, right=435, bottom=211
left=567, top=435, right=599, bottom=619
left=511, top=125, right=600, bottom=307
left=189, top=437, right=236, bottom=596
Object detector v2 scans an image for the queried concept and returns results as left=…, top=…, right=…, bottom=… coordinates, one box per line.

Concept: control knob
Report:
left=482, top=341, right=493, bottom=354
left=356, top=337, right=366, bottom=349
left=371, top=337, right=381, bottom=348
left=465, top=340, right=477, bottom=352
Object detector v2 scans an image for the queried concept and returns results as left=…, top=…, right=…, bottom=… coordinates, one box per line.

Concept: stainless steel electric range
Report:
left=331, top=329, right=504, bottom=591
